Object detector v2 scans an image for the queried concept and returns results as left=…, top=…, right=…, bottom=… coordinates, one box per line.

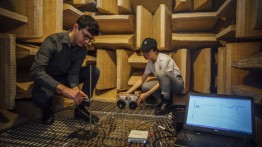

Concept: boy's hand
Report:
left=137, top=93, right=149, bottom=105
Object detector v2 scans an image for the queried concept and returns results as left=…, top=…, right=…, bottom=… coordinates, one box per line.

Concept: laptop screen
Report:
left=185, top=92, right=254, bottom=139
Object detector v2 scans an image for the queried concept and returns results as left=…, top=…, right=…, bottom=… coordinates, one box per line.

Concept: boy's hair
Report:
left=76, top=15, right=99, bottom=36
left=151, top=47, right=159, bottom=52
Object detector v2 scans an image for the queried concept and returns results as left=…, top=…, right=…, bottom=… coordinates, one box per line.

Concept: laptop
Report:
left=174, top=92, right=256, bottom=147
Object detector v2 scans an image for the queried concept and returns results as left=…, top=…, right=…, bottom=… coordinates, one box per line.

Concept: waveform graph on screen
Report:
left=187, top=96, right=252, bottom=134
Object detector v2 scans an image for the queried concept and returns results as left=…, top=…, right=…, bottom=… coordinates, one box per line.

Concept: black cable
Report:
left=151, top=125, right=177, bottom=138
left=96, top=125, right=126, bottom=147
left=148, top=125, right=177, bottom=147
left=77, top=108, right=175, bottom=147
left=152, top=135, right=175, bottom=147
left=51, top=104, right=177, bottom=147
left=96, top=125, right=109, bottom=147
left=157, top=129, right=177, bottom=137
left=74, top=106, right=125, bottom=147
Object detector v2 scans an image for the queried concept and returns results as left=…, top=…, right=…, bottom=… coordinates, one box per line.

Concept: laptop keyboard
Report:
left=176, top=130, right=247, bottom=147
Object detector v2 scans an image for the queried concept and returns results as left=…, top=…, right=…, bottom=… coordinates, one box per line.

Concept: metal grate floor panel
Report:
left=0, top=101, right=176, bottom=147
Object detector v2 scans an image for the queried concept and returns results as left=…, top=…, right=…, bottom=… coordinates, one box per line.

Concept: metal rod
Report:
left=89, top=64, right=92, bottom=130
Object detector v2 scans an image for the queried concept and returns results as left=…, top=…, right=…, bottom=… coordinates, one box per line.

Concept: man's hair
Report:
left=76, top=15, right=99, bottom=36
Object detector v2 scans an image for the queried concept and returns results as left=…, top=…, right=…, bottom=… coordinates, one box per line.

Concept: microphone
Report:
left=81, top=96, right=91, bottom=107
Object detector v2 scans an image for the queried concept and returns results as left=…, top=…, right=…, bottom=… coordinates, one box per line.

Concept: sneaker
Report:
left=155, top=99, right=172, bottom=115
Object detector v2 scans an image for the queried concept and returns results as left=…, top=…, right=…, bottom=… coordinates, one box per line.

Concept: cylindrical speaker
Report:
left=117, top=99, right=126, bottom=109
left=129, top=101, right=137, bottom=109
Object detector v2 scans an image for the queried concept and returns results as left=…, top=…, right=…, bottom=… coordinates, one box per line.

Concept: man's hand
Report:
left=137, top=93, right=149, bottom=105
left=64, top=88, right=83, bottom=105
left=75, top=90, right=88, bottom=105
left=56, top=84, right=87, bottom=105
left=72, top=87, right=88, bottom=104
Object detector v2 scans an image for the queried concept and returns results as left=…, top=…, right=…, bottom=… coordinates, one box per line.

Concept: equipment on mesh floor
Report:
left=116, top=94, right=139, bottom=109
left=128, top=130, right=148, bottom=144
left=171, top=105, right=186, bottom=133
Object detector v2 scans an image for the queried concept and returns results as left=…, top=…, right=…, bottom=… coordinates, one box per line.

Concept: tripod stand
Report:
left=67, top=65, right=98, bottom=140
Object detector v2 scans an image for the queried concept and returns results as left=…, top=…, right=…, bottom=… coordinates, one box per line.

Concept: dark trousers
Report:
left=32, top=65, right=100, bottom=109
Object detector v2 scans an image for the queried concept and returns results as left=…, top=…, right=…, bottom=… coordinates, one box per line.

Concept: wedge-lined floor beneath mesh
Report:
left=0, top=101, right=176, bottom=147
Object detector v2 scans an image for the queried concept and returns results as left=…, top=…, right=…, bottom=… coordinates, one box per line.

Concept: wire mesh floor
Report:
left=0, top=101, right=176, bottom=147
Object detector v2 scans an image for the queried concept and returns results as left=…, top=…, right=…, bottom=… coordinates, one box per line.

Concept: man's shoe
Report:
left=155, top=99, right=172, bottom=115
left=42, top=104, right=54, bottom=125
left=42, top=112, right=54, bottom=125
left=74, top=105, right=99, bottom=124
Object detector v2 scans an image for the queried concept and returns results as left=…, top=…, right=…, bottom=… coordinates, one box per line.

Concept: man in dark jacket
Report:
left=30, top=15, right=100, bottom=125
